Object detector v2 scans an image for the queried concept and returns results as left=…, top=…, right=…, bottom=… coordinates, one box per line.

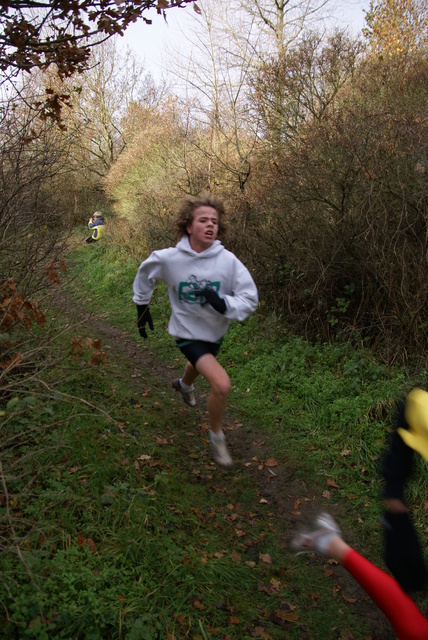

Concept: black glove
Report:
left=383, top=511, right=427, bottom=592
left=136, top=304, right=154, bottom=339
left=195, top=288, right=226, bottom=314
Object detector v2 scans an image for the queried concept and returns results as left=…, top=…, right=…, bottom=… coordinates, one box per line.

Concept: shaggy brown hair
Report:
left=175, top=193, right=228, bottom=242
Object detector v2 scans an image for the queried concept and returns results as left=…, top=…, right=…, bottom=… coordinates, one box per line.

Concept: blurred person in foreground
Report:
left=291, top=388, right=428, bottom=640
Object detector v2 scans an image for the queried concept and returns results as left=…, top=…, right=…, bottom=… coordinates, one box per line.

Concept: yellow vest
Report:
left=92, top=224, right=105, bottom=241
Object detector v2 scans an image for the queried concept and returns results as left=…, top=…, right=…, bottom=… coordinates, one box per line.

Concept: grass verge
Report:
left=1, top=238, right=427, bottom=639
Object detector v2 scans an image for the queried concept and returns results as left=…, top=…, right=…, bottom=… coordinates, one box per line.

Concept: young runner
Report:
left=133, top=193, right=258, bottom=467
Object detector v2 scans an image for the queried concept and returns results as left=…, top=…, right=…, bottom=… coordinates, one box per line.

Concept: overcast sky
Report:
left=120, top=1, right=371, bottom=81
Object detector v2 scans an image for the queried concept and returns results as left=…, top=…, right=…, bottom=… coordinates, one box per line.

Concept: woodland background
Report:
left=1, top=0, right=427, bottom=371
left=0, top=1, right=427, bottom=637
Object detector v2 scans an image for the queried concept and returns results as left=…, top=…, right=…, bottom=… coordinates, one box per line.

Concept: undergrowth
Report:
left=1, top=237, right=427, bottom=639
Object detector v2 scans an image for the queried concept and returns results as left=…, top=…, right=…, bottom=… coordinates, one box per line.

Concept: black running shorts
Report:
left=175, top=339, right=222, bottom=368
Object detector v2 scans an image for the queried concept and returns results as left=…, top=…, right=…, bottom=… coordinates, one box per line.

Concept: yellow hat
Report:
left=397, top=388, right=428, bottom=462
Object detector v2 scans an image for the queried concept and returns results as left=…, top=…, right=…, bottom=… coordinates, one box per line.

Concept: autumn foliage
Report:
left=106, top=16, right=427, bottom=366
left=0, top=0, right=198, bottom=77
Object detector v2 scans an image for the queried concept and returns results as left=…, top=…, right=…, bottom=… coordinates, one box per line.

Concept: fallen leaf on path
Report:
left=272, top=608, right=299, bottom=624
left=327, top=478, right=339, bottom=488
left=259, top=553, right=272, bottom=564
left=264, top=458, right=279, bottom=467
left=343, top=595, right=357, bottom=604
left=251, top=627, right=273, bottom=639
left=270, top=579, right=281, bottom=591
left=37, top=534, right=46, bottom=548
left=77, top=535, right=96, bottom=553
left=293, top=497, right=310, bottom=510
left=231, top=550, right=242, bottom=563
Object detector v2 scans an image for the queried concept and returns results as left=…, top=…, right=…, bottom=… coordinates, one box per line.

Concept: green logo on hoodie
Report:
left=178, top=277, right=220, bottom=304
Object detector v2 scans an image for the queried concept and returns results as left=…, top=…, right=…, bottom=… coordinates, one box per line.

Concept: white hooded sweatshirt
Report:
left=133, top=237, right=258, bottom=342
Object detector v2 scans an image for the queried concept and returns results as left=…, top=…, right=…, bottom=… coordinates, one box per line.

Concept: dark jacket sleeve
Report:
left=88, top=217, right=105, bottom=229
left=382, top=400, right=415, bottom=501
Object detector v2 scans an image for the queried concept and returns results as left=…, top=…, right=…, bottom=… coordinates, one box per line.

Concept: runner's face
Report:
left=186, top=206, right=219, bottom=253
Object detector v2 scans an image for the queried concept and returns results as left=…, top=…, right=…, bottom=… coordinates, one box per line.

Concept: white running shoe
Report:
left=210, top=432, right=233, bottom=467
left=291, top=513, right=341, bottom=555
left=172, top=379, right=196, bottom=407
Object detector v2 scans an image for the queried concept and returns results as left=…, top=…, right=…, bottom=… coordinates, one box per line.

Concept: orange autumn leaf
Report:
left=259, top=553, right=272, bottom=564
left=270, top=578, right=281, bottom=591
left=327, top=478, right=340, bottom=488
left=37, top=534, right=47, bottom=548
left=273, top=608, right=299, bottom=623
left=85, top=538, right=97, bottom=553
left=343, top=595, right=357, bottom=604
left=231, top=550, right=242, bottom=563
left=251, top=627, right=273, bottom=639
left=264, top=458, right=279, bottom=467
left=77, top=535, right=97, bottom=553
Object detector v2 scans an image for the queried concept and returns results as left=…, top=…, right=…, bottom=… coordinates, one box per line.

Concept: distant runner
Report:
left=86, top=211, right=105, bottom=243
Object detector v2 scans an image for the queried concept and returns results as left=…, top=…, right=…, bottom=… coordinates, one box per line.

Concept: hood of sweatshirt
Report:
left=176, top=236, right=223, bottom=258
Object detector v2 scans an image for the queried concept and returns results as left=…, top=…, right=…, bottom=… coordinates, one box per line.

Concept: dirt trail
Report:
left=54, top=288, right=395, bottom=639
